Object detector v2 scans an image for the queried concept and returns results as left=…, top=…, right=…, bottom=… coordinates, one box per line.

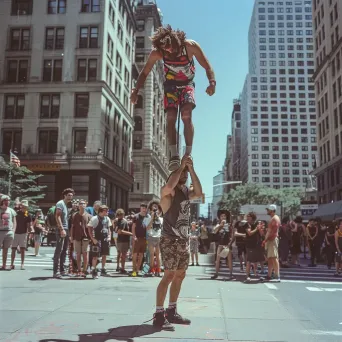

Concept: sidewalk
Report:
left=0, top=251, right=318, bottom=342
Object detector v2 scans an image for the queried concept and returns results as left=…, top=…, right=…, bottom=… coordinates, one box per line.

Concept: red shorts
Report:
left=164, top=84, right=196, bottom=111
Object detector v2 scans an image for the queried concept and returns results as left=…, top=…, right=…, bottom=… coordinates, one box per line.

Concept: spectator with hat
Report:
left=0, top=195, right=17, bottom=270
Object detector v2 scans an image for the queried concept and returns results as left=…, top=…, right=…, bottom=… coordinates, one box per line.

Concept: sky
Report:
left=157, top=0, right=255, bottom=215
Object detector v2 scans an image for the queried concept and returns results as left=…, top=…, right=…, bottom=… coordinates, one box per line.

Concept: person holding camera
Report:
left=145, top=200, right=163, bottom=277
left=211, top=210, right=235, bottom=281
left=70, top=200, right=91, bottom=277
left=87, top=205, right=112, bottom=279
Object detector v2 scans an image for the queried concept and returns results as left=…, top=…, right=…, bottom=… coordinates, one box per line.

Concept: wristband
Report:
left=209, top=80, right=216, bottom=86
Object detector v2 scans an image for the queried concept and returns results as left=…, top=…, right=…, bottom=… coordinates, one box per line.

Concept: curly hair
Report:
left=150, top=25, right=186, bottom=54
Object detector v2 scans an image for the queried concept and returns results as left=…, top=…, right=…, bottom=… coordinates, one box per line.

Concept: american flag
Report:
left=10, top=151, right=20, bottom=167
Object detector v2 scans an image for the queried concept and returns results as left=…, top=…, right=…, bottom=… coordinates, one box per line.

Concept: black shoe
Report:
left=168, top=156, right=180, bottom=172
left=101, top=268, right=107, bottom=275
left=211, top=273, right=218, bottom=280
left=152, top=311, right=175, bottom=331
left=189, top=263, right=194, bottom=266
left=196, top=263, right=200, bottom=266
left=166, top=307, right=191, bottom=325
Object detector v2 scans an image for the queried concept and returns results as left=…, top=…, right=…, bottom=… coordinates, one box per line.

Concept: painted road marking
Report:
left=264, top=283, right=278, bottom=290
left=280, top=280, right=342, bottom=285
left=306, top=287, right=323, bottom=291
left=303, top=330, right=342, bottom=336
left=306, top=287, right=342, bottom=292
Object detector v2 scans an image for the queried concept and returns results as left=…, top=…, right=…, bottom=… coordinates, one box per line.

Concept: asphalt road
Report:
left=0, top=247, right=341, bottom=342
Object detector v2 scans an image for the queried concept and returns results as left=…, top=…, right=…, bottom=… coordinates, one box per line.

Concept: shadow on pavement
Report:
left=38, top=324, right=160, bottom=342
left=29, top=276, right=56, bottom=281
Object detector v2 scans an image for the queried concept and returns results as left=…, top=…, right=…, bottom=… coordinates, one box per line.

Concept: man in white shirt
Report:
left=87, top=205, right=112, bottom=279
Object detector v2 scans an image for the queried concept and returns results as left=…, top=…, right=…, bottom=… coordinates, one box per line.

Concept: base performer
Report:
left=152, top=156, right=202, bottom=331
left=130, top=25, right=216, bottom=172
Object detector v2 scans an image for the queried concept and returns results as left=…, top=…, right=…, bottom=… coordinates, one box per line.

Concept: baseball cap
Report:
left=0, top=195, right=10, bottom=202
left=20, top=200, right=29, bottom=207
left=266, top=204, right=277, bottom=212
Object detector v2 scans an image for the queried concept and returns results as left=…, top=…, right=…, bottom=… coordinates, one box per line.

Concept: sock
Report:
left=170, top=145, right=178, bottom=157
left=168, top=302, right=177, bottom=310
left=185, top=146, right=192, bottom=155
left=156, top=306, right=164, bottom=313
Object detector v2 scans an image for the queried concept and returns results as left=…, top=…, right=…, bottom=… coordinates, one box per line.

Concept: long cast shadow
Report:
left=39, top=324, right=160, bottom=342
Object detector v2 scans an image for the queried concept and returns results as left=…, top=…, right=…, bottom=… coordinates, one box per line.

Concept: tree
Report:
left=0, top=161, right=46, bottom=209
left=218, top=183, right=304, bottom=217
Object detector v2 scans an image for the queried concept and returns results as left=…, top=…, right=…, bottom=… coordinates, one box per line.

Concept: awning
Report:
left=311, top=200, right=342, bottom=221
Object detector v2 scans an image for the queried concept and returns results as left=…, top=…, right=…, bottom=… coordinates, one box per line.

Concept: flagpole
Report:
left=8, top=150, right=12, bottom=197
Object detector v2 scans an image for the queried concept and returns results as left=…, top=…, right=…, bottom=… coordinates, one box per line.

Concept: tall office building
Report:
left=231, top=99, right=242, bottom=181
left=129, top=0, right=169, bottom=210
left=312, top=0, right=342, bottom=203
left=0, top=0, right=136, bottom=210
left=240, top=0, right=317, bottom=189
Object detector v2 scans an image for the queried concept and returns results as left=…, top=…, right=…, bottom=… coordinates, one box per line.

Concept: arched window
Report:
left=134, top=116, right=142, bottom=131
left=136, top=95, right=143, bottom=108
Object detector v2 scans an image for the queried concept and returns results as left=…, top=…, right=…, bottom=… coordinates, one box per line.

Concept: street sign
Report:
left=300, top=203, right=318, bottom=216
left=190, top=194, right=205, bottom=204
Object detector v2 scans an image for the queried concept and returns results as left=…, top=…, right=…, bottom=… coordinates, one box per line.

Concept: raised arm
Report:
left=131, top=50, right=162, bottom=103
left=161, top=156, right=190, bottom=198
left=186, top=158, right=202, bottom=200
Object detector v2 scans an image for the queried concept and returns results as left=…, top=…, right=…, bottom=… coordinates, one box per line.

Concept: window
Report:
left=107, top=35, right=114, bottom=59
left=133, top=137, right=142, bottom=150
left=136, top=37, right=144, bottom=49
left=1, top=130, right=22, bottom=155
left=117, top=22, right=123, bottom=43
left=11, top=0, right=33, bottom=15
left=4, top=94, right=25, bottom=119
left=109, top=3, right=115, bottom=24
left=124, top=67, right=130, bottom=87
left=10, top=28, right=30, bottom=50
left=48, top=0, right=66, bottom=14
left=40, top=94, right=60, bottom=118
left=43, top=59, right=62, bottom=81
left=79, top=26, right=98, bottom=48
left=116, top=52, right=122, bottom=73
left=7, top=59, right=28, bottom=83
left=136, top=19, right=144, bottom=31
left=125, top=41, right=131, bottom=59
left=73, top=129, right=87, bottom=153
left=75, top=93, right=89, bottom=118
left=77, top=59, right=97, bottom=81
left=134, top=116, right=142, bottom=131
left=81, top=0, right=100, bottom=12
left=45, top=27, right=64, bottom=49
left=38, top=130, right=58, bottom=153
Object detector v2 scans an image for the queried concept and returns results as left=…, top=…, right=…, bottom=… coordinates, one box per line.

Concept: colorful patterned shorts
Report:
left=160, top=236, right=190, bottom=271
left=164, top=83, right=196, bottom=111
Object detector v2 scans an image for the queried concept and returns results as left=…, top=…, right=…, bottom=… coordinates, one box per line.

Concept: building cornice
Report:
left=135, top=4, right=162, bottom=28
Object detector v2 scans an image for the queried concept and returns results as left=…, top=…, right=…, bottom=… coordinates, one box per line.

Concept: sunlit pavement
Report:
left=0, top=249, right=341, bottom=342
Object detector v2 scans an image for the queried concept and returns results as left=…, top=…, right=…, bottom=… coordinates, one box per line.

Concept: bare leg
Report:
left=121, top=253, right=126, bottom=270
left=156, top=270, right=175, bottom=307
left=227, top=252, right=233, bottom=277
left=101, top=255, right=106, bottom=269
left=166, top=109, right=178, bottom=146
left=132, top=253, right=137, bottom=272
left=76, top=253, right=82, bottom=272
left=2, top=248, right=8, bottom=268
left=267, top=258, right=273, bottom=277
left=169, top=270, right=186, bottom=303
left=181, top=104, right=194, bottom=153
left=82, top=252, right=88, bottom=273
left=117, top=251, right=121, bottom=269
left=11, top=248, right=16, bottom=267
left=246, top=261, right=251, bottom=277
left=149, top=245, right=155, bottom=269
left=273, top=258, right=280, bottom=278
left=195, top=253, right=199, bottom=264
left=191, top=253, right=194, bottom=264
left=137, top=253, right=144, bottom=272
left=155, top=246, right=161, bottom=270
left=215, top=249, right=221, bottom=273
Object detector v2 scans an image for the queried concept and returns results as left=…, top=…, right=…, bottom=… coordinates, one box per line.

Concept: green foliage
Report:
left=0, top=162, right=46, bottom=209
left=218, top=183, right=305, bottom=217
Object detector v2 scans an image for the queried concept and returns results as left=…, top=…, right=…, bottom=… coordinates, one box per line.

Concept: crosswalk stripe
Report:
left=264, top=283, right=278, bottom=290
left=306, top=287, right=323, bottom=291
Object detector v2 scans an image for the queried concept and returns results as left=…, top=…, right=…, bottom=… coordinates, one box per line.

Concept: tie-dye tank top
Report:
left=163, top=46, right=195, bottom=85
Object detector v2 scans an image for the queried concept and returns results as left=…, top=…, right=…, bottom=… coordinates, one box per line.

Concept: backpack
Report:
left=46, top=206, right=57, bottom=227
